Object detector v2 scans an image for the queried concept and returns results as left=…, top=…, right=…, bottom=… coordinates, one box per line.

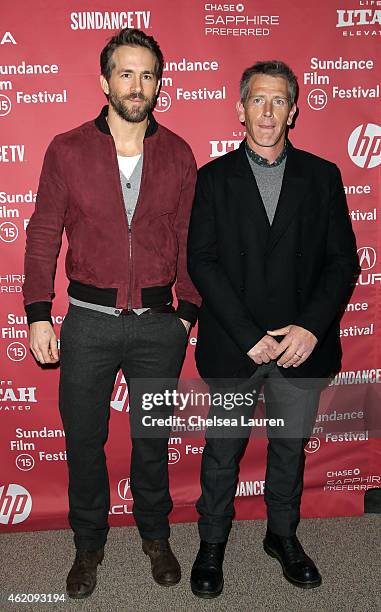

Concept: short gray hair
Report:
left=240, top=60, right=298, bottom=107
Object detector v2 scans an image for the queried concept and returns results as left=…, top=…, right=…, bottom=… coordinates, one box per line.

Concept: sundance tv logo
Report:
left=0, top=483, right=32, bottom=525
left=348, top=124, right=381, bottom=169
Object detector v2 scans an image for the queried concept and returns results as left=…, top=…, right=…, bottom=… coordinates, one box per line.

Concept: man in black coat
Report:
left=187, top=61, right=358, bottom=598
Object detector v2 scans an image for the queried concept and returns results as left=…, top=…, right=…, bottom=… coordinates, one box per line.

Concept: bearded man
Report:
left=23, top=28, right=200, bottom=599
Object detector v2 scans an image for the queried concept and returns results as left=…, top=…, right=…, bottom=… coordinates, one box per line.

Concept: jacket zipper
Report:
left=110, top=139, right=131, bottom=310
left=128, top=223, right=132, bottom=311
left=110, top=137, right=146, bottom=310
left=127, top=152, right=146, bottom=311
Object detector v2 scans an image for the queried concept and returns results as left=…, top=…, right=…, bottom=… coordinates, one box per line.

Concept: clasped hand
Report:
left=246, top=325, right=318, bottom=368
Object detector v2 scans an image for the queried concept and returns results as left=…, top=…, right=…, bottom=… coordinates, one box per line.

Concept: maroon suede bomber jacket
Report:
left=23, top=106, right=201, bottom=324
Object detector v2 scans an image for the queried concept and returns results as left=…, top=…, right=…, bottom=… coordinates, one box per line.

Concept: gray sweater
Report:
left=246, top=148, right=286, bottom=225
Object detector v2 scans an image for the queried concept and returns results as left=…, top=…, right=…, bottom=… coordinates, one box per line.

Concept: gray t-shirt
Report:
left=119, top=153, right=143, bottom=227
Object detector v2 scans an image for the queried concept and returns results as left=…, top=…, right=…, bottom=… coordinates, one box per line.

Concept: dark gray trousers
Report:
left=197, top=362, right=321, bottom=542
left=59, top=304, right=187, bottom=551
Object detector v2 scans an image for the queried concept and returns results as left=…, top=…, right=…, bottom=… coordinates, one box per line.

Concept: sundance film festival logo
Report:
left=305, top=437, right=321, bottom=454
left=7, top=342, right=27, bottom=362
left=155, top=90, right=172, bottom=113
left=0, top=94, right=11, bottom=116
left=348, top=124, right=381, bottom=168
left=0, top=483, right=32, bottom=525
left=168, top=447, right=181, bottom=464
left=0, top=221, right=18, bottom=242
left=357, top=246, right=376, bottom=270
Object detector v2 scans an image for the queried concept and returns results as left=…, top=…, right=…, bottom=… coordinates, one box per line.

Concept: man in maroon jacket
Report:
left=23, top=28, right=200, bottom=599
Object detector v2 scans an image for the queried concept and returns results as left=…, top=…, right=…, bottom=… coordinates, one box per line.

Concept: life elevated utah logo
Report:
left=348, top=124, right=381, bottom=168
left=209, top=130, right=245, bottom=158
left=0, top=483, right=32, bottom=525
left=336, top=3, right=381, bottom=37
left=0, top=381, right=37, bottom=412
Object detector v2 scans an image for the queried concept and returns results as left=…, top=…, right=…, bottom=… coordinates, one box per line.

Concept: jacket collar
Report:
left=245, top=140, right=288, bottom=167
left=229, top=139, right=308, bottom=254
left=232, top=138, right=294, bottom=176
left=94, top=105, right=159, bottom=138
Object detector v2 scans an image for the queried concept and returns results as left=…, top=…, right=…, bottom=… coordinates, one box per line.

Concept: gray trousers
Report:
left=197, top=361, right=321, bottom=541
left=59, top=304, right=187, bottom=551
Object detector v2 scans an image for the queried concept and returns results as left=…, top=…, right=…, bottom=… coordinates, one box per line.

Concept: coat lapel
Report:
left=227, top=142, right=270, bottom=252
left=266, top=144, right=308, bottom=254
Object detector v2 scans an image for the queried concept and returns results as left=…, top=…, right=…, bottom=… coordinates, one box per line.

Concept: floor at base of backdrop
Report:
left=1, top=516, right=380, bottom=612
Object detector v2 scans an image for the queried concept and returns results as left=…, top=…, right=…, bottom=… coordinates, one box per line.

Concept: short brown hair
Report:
left=100, top=28, right=164, bottom=82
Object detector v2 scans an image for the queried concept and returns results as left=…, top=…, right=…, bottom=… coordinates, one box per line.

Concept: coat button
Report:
left=114, top=309, right=121, bottom=314
left=126, top=182, right=131, bottom=189
left=240, top=251, right=246, bottom=256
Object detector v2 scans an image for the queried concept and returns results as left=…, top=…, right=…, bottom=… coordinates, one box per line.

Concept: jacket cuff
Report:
left=25, top=301, right=53, bottom=326
left=293, top=317, right=322, bottom=343
left=176, top=300, right=199, bottom=325
left=240, top=332, right=266, bottom=355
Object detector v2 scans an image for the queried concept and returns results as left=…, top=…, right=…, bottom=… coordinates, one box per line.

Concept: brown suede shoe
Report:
left=66, top=548, right=104, bottom=599
left=142, top=539, right=181, bottom=586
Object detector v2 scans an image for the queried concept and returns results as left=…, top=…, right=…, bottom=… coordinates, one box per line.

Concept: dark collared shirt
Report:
left=245, top=141, right=288, bottom=167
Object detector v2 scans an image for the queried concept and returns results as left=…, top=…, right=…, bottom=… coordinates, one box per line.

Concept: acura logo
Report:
left=118, top=478, right=133, bottom=501
left=357, top=247, right=376, bottom=271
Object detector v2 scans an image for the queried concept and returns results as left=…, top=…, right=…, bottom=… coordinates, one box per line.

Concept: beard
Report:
left=108, top=90, right=156, bottom=123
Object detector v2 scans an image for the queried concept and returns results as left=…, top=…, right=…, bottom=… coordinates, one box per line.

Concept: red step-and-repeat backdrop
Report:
left=0, top=1, right=380, bottom=532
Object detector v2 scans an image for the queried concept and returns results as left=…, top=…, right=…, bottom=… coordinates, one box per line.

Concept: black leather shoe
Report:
left=66, top=548, right=104, bottom=599
left=142, top=539, right=181, bottom=586
left=263, top=531, right=322, bottom=589
left=190, top=541, right=226, bottom=598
